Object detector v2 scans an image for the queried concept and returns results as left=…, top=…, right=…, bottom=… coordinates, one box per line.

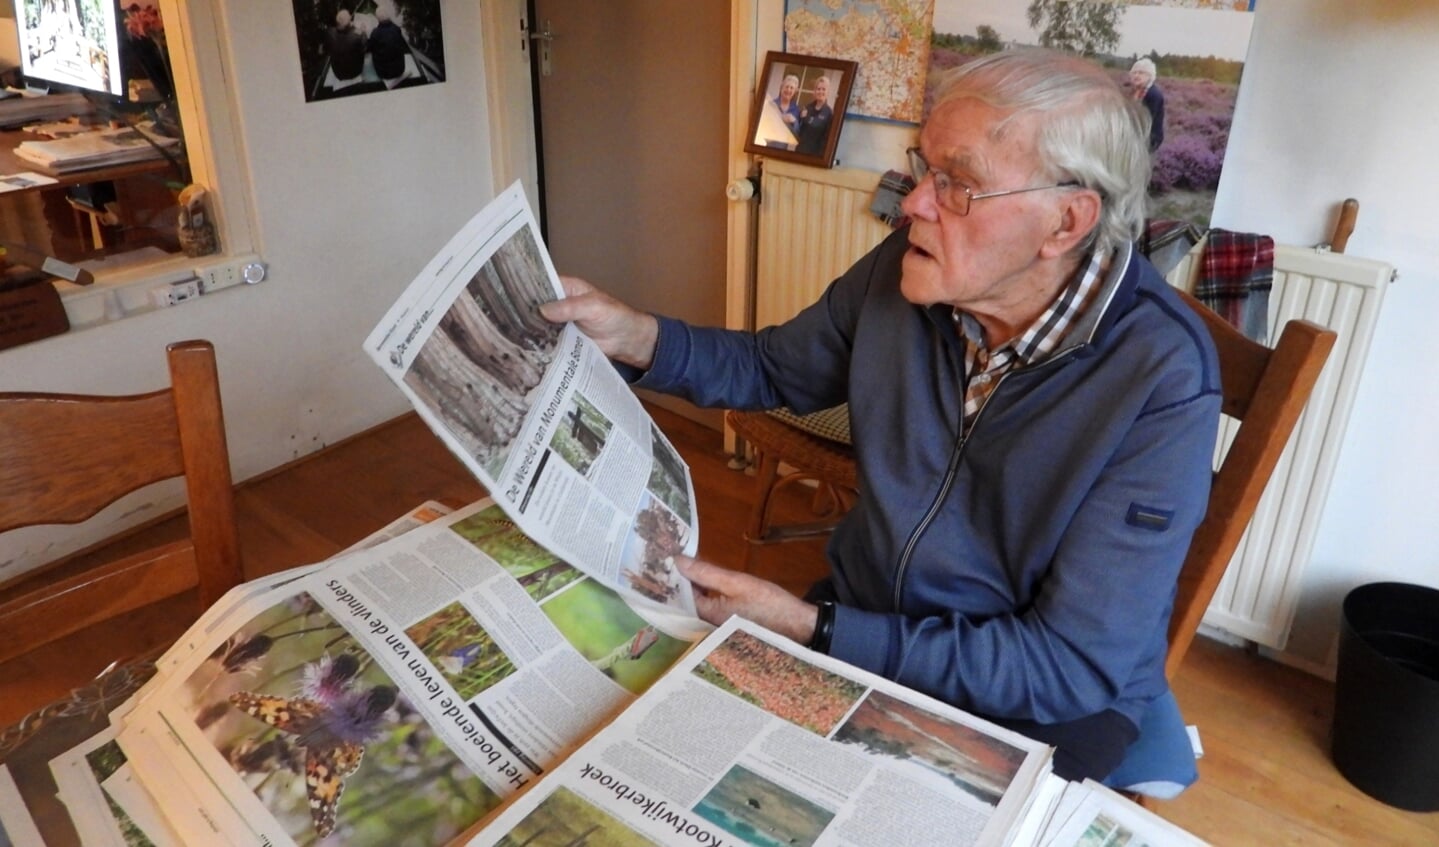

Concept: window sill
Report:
left=54, top=249, right=263, bottom=330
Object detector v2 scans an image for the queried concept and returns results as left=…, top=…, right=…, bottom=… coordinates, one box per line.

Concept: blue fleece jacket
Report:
left=637, top=228, right=1221, bottom=730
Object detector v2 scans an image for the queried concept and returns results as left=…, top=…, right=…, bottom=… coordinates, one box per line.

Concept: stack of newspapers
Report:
left=13, top=123, right=179, bottom=174
left=0, top=91, right=90, bottom=128
left=0, top=184, right=1208, bottom=847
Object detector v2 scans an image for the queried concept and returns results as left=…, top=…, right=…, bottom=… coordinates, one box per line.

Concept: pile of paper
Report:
left=13, top=124, right=180, bottom=174
left=0, top=91, right=91, bottom=128
left=0, top=185, right=1211, bottom=847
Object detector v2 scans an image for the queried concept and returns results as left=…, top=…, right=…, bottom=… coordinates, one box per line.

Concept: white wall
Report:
left=1212, top=0, right=1439, bottom=671
left=0, top=1, right=494, bottom=575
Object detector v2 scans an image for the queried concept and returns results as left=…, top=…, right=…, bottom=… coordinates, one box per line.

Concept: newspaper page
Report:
left=463, top=617, right=1055, bottom=847
left=115, top=498, right=703, bottom=847
left=117, top=501, right=456, bottom=726
left=49, top=725, right=184, bottom=847
left=1036, top=780, right=1209, bottom=847
left=87, top=502, right=464, bottom=845
left=0, top=765, right=46, bottom=847
left=364, top=181, right=699, bottom=618
left=0, top=659, right=154, bottom=847
left=0, top=502, right=459, bottom=847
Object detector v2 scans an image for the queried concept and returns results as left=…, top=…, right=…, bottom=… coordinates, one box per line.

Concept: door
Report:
left=528, top=0, right=731, bottom=427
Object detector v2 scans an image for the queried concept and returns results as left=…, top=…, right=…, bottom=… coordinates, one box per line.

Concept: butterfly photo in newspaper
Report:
left=229, top=657, right=398, bottom=838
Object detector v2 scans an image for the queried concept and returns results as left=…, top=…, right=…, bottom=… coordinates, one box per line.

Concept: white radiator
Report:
left=750, top=162, right=1392, bottom=650
left=754, top=160, right=890, bottom=328
left=1168, top=244, right=1391, bottom=648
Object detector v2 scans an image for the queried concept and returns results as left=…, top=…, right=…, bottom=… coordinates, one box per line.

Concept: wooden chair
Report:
left=725, top=405, right=858, bottom=565
left=1108, top=293, right=1336, bottom=801
left=1163, top=290, right=1336, bottom=679
left=0, top=340, right=243, bottom=666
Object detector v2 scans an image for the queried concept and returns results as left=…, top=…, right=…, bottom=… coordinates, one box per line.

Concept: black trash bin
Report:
left=1331, top=581, right=1439, bottom=812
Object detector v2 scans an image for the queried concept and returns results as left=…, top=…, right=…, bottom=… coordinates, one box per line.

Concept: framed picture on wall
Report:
left=744, top=51, right=857, bottom=168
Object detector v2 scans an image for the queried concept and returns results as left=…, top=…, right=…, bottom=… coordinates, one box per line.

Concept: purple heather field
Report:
left=927, top=45, right=1241, bottom=226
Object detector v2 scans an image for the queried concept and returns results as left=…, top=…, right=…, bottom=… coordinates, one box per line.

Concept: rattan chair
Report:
left=726, top=405, right=858, bottom=566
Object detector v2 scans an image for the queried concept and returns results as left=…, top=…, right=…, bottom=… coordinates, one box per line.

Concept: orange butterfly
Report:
left=229, top=685, right=396, bottom=837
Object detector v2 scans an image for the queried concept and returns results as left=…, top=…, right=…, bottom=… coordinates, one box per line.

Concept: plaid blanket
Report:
left=1196, top=228, right=1274, bottom=343
left=870, top=170, right=915, bottom=229
left=1140, top=219, right=1205, bottom=278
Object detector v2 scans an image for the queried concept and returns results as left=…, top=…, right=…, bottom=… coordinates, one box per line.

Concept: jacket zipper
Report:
left=889, top=244, right=1128, bottom=606
left=888, top=349, right=1082, bottom=610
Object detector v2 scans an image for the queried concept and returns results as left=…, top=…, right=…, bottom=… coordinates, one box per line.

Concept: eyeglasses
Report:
left=906, top=147, right=1081, bottom=217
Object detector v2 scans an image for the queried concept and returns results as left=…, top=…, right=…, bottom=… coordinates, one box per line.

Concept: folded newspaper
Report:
left=0, top=185, right=1208, bottom=847
left=364, top=181, right=700, bottom=620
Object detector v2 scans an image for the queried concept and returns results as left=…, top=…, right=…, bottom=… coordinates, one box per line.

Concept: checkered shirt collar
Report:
left=953, top=247, right=1108, bottom=366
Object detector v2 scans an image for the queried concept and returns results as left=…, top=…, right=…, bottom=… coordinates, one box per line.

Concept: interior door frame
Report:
left=482, top=0, right=757, bottom=325
left=481, top=0, right=758, bottom=445
left=479, top=0, right=542, bottom=222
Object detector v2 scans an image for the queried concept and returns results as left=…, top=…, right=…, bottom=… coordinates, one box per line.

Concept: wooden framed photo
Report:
left=744, top=51, right=857, bottom=168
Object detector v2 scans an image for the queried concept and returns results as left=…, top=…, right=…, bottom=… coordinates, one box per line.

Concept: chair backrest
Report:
left=0, top=340, right=243, bottom=665
left=1165, top=290, right=1337, bottom=679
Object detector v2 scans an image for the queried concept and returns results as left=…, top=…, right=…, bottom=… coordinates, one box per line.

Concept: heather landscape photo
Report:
left=833, top=690, right=1029, bottom=807
left=693, top=629, right=867, bottom=735
left=928, top=0, right=1255, bottom=228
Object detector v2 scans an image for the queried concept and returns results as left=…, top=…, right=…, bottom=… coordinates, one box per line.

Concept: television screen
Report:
left=14, top=0, right=125, bottom=99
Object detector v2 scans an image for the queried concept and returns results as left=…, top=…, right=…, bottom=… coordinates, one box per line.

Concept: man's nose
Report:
left=900, top=174, right=939, bottom=220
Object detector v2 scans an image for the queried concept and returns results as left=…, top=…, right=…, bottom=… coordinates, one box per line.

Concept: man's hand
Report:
left=677, top=556, right=819, bottom=646
left=539, top=276, right=659, bottom=369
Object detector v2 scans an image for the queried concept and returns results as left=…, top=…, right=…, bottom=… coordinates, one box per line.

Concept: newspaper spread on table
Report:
left=104, top=499, right=704, bottom=847
left=461, top=616, right=1055, bottom=847
left=0, top=502, right=452, bottom=847
left=364, top=181, right=699, bottom=619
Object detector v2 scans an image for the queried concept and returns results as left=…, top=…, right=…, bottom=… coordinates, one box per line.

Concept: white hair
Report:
left=932, top=48, right=1151, bottom=255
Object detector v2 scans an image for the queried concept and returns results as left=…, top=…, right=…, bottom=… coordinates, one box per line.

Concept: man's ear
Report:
left=1040, top=189, right=1103, bottom=258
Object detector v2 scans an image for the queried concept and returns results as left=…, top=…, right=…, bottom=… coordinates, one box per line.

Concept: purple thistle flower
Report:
left=300, top=652, right=362, bottom=704
left=297, top=685, right=398, bottom=749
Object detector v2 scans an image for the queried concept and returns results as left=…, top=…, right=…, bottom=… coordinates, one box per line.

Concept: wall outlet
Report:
left=195, top=256, right=266, bottom=294
left=197, top=261, right=243, bottom=294
left=150, top=278, right=202, bottom=308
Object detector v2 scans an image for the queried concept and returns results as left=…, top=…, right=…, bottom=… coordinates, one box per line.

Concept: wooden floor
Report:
left=2, top=407, right=1435, bottom=844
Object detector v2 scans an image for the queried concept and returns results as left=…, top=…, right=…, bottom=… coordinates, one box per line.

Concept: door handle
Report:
left=527, top=20, right=555, bottom=76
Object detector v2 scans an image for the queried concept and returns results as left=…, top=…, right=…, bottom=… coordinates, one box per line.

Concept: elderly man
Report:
left=541, top=48, right=1219, bottom=781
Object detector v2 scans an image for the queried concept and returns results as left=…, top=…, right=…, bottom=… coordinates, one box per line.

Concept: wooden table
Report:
left=0, top=127, right=177, bottom=192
